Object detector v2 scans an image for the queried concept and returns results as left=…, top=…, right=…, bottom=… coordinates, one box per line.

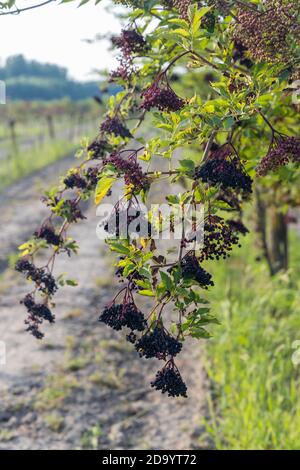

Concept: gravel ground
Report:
left=0, top=155, right=210, bottom=450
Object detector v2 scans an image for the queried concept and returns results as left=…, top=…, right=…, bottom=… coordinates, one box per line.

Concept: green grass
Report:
left=0, top=139, right=76, bottom=191
left=203, top=230, right=300, bottom=449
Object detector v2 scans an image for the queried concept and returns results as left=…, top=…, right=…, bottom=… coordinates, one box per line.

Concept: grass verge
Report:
left=0, top=139, right=76, bottom=191
left=203, top=230, right=300, bottom=449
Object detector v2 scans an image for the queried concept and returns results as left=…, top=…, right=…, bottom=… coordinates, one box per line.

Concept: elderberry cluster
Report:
left=112, top=29, right=148, bottom=56
left=88, top=140, right=112, bottom=160
left=105, top=152, right=149, bottom=191
left=84, top=167, right=100, bottom=190
left=198, top=216, right=240, bottom=262
left=21, top=293, right=55, bottom=339
left=99, top=302, right=146, bottom=332
left=100, top=117, right=132, bottom=139
left=64, top=173, right=87, bottom=190
left=256, top=136, right=300, bottom=176
left=135, top=326, right=182, bottom=359
left=181, top=254, right=214, bottom=288
left=141, top=77, right=185, bottom=112
left=151, top=361, right=187, bottom=398
left=34, top=225, right=62, bottom=246
left=234, top=2, right=300, bottom=64
left=194, top=145, right=252, bottom=195
left=172, top=0, right=191, bottom=19
left=16, top=259, right=58, bottom=296
left=111, top=29, right=148, bottom=81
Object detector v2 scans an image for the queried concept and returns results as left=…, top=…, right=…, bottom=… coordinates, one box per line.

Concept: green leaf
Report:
left=138, top=289, right=155, bottom=297
left=160, top=271, right=173, bottom=291
left=107, top=241, right=130, bottom=255
left=179, top=159, right=195, bottom=171
left=94, top=176, right=116, bottom=205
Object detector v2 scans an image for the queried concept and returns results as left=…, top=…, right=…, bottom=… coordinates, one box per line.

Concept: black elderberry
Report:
left=15, top=258, right=35, bottom=275
left=99, top=302, right=146, bottom=332
left=87, top=140, right=111, bottom=159
left=15, top=260, right=58, bottom=296
left=64, top=173, right=87, bottom=190
left=99, top=303, right=125, bottom=331
left=181, top=254, right=214, bottom=288
left=194, top=144, right=252, bottom=194
left=100, top=117, right=132, bottom=139
left=135, top=326, right=182, bottom=359
left=112, top=29, right=148, bottom=56
left=60, top=199, right=86, bottom=223
left=34, top=225, right=62, bottom=246
left=141, top=77, right=184, bottom=113
left=21, top=294, right=55, bottom=339
left=172, top=0, right=191, bottom=20
left=126, top=331, right=137, bottom=344
left=256, top=136, right=300, bottom=176
left=151, top=361, right=187, bottom=398
left=234, top=3, right=300, bottom=64
left=123, top=302, right=147, bottom=332
left=25, top=322, right=44, bottom=340
left=105, top=152, right=149, bottom=192
left=84, top=167, right=100, bottom=190
left=199, top=216, right=240, bottom=262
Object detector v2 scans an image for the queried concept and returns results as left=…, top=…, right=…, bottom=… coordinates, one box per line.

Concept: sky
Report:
left=0, top=0, right=122, bottom=81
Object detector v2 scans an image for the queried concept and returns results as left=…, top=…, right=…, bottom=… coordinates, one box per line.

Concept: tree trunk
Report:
left=46, top=115, right=55, bottom=140
left=255, top=187, right=274, bottom=276
left=269, top=207, right=288, bottom=274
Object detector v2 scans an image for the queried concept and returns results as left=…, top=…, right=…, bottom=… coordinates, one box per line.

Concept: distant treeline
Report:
left=0, top=55, right=112, bottom=101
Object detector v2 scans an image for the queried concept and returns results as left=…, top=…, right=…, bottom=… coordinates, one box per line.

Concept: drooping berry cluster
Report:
left=256, top=136, right=300, bottom=176
left=135, top=325, right=182, bottom=359
left=181, top=253, right=214, bottom=288
left=63, top=167, right=101, bottom=192
left=112, top=29, right=148, bottom=56
left=21, top=294, right=55, bottom=340
left=198, top=216, right=240, bottom=261
left=16, top=259, right=58, bottom=296
left=99, top=301, right=146, bottom=332
left=105, top=151, right=149, bottom=192
left=194, top=144, right=252, bottom=195
left=88, top=140, right=111, bottom=160
left=100, top=116, right=132, bottom=139
left=111, top=29, right=148, bottom=81
left=99, top=283, right=186, bottom=397
left=59, top=199, right=86, bottom=223
left=84, top=167, right=101, bottom=190
left=141, top=74, right=185, bottom=112
left=234, top=2, right=300, bottom=64
left=151, top=360, right=187, bottom=398
left=34, top=225, right=62, bottom=246
left=172, top=0, right=191, bottom=19
left=64, top=173, right=87, bottom=190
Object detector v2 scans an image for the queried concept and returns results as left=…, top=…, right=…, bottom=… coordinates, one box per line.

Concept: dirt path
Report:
left=0, top=156, right=210, bottom=450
